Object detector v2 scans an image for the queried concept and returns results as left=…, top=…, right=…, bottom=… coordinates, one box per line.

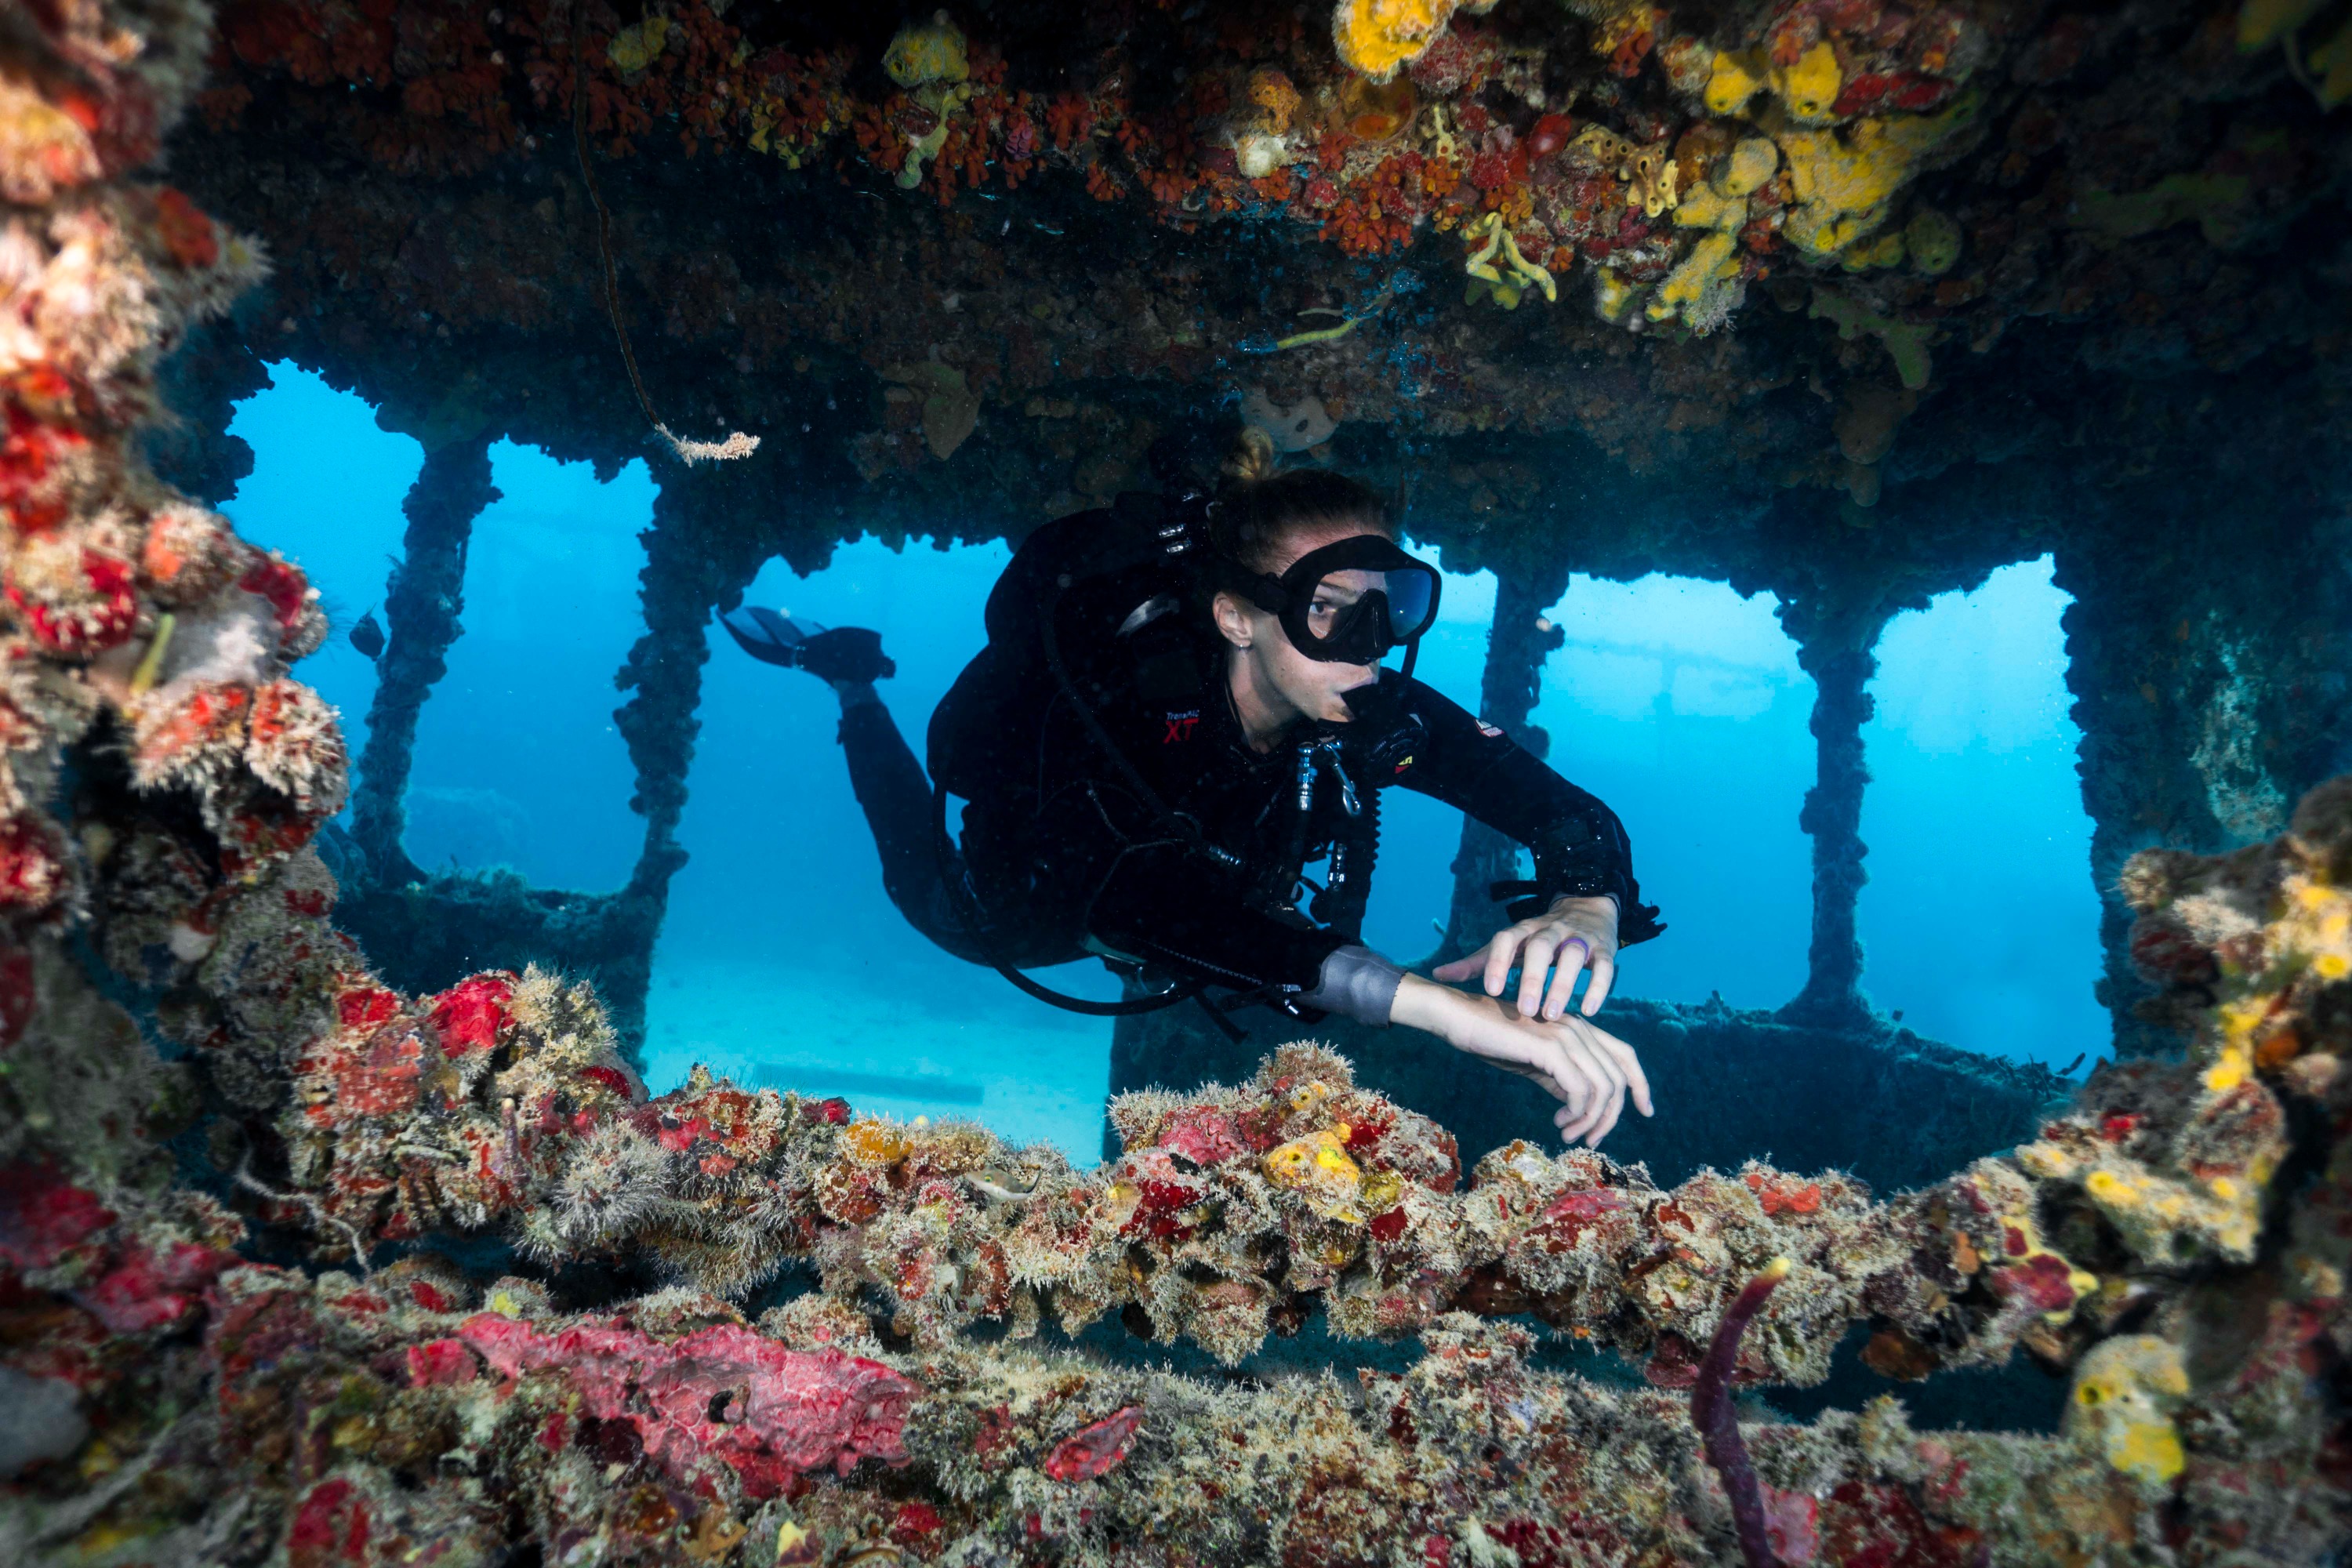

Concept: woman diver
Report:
left=724, top=429, right=1665, bottom=1148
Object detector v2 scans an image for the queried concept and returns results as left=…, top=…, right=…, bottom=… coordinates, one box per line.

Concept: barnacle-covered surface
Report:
left=170, top=0, right=2352, bottom=558
left=9, top=754, right=2352, bottom=1560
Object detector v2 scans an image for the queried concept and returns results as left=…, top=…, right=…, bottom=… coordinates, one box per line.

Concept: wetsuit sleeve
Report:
left=1390, top=678, right=1665, bottom=945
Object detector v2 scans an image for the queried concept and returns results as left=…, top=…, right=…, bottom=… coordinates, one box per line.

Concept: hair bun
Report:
left=1206, top=427, right=1390, bottom=572
left=1221, top=425, right=1279, bottom=486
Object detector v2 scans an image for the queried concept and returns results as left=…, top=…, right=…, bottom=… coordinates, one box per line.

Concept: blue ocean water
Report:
left=225, top=364, right=2104, bottom=1161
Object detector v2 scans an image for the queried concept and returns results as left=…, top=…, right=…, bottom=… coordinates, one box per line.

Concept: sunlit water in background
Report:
left=227, top=365, right=2104, bottom=1162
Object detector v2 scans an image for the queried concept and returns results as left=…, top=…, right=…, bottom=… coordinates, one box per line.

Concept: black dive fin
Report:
left=720, top=608, right=824, bottom=667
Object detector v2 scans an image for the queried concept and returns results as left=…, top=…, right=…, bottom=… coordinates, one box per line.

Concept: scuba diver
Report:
left=723, top=430, right=1665, bottom=1147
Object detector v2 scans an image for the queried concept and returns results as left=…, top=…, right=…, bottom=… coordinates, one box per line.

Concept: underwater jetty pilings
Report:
left=1433, top=561, right=1569, bottom=965
left=1775, top=594, right=1895, bottom=1033
left=2056, top=516, right=2352, bottom=1059
left=324, top=458, right=776, bottom=1058
left=603, top=463, right=776, bottom=1037
left=615, top=470, right=749, bottom=904
left=327, top=426, right=699, bottom=1051
left=348, top=435, right=499, bottom=887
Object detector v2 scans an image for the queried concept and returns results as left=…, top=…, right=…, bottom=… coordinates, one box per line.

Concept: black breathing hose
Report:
left=930, top=778, right=1199, bottom=1018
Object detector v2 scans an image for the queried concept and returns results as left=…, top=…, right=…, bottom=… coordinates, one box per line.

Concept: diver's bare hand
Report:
left=1390, top=975, right=1652, bottom=1148
left=1433, top=894, right=1621, bottom=1021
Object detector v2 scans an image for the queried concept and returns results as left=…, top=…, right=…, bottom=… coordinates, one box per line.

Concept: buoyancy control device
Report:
left=925, top=491, right=1232, bottom=1017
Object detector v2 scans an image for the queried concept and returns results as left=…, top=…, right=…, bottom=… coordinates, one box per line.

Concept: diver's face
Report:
left=1214, top=530, right=1387, bottom=727
left=1260, top=572, right=1385, bottom=720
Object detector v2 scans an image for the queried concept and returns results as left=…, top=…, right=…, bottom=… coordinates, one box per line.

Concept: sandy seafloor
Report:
left=640, top=955, right=1112, bottom=1160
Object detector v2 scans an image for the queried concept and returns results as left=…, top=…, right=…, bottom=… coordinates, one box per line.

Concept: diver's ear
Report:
left=1210, top=590, right=1254, bottom=650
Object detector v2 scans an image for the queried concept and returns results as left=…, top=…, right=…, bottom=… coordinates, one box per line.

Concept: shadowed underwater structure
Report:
left=0, top=0, right=2350, bottom=1562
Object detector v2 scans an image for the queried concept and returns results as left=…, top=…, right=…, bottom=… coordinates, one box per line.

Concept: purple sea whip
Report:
left=1693, top=1255, right=1793, bottom=1568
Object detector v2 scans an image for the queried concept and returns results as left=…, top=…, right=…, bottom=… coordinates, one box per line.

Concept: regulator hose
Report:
left=930, top=776, right=1199, bottom=1018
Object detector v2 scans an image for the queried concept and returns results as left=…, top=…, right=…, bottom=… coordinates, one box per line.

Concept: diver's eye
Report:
left=1303, top=572, right=1372, bottom=639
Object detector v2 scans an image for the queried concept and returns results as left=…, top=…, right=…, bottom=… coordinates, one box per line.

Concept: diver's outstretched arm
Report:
left=1391, top=972, right=1653, bottom=1149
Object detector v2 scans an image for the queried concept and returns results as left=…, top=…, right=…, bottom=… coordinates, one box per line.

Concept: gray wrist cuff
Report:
left=1298, top=944, right=1406, bottom=1028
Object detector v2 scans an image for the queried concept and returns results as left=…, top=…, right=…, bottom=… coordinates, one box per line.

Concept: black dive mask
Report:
left=1223, top=534, right=1442, bottom=673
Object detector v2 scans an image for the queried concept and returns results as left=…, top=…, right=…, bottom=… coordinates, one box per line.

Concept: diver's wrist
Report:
left=1548, top=891, right=1619, bottom=924
left=1390, top=972, right=1454, bottom=1033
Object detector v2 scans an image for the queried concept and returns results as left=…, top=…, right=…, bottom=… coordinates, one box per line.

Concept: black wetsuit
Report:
left=836, top=625, right=1662, bottom=1018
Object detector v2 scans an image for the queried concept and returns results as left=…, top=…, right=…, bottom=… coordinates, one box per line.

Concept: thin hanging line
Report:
left=570, top=49, right=759, bottom=465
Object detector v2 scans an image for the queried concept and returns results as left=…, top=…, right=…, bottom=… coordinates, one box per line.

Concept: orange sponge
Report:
left=1331, top=0, right=1497, bottom=82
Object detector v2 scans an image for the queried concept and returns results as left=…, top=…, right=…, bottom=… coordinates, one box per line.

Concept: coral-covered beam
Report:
left=190, top=0, right=2352, bottom=368
left=8, top=776, right=2351, bottom=1561
left=613, top=466, right=793, bottom=894
left=1432, top=561, right=1569, bottom=964
left=1777, top=601, right=1892, bottom=1030
left=349, top=436, right=499, bottom=884
left=601, top=468, right=771, bottom=1045
left=0, top=1225, right=2140, bottom=1568
left=170, top=0, right=2352, bottom=615
left=251, top=848, right=2310, bottom=1399
left=616, top=484, right=771, bottom=846
left=2056, top=528, right=2352, bottom=1058
left=612, top=481, right=707, bottom=899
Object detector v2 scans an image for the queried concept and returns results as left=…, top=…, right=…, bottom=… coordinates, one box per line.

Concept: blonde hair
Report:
left=1222, top=425, right=1280, bottom=486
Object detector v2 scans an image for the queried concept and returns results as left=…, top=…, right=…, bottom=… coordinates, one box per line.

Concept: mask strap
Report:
left=1228, top=560, right=1291, bottom=615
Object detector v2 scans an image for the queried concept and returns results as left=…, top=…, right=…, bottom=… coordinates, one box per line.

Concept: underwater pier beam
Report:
left=602, top=469, right=772, bottom=1047
left=2056, top=517, right=2352, bottom=1058
left=1432, top=563, right=1570, bottom=965
left=1777, top=602, right=1893, bottom=1033
left=349, top=435, right=500, bottom=885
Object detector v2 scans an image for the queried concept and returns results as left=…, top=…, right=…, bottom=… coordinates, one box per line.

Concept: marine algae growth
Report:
left=2, top=0, right=2350, bottom=1564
